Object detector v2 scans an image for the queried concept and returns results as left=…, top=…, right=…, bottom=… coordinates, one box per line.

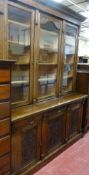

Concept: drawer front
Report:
left=0, top=119, right=10, bottom=137
left=0, top=85, right=10, bottom=100
left=12, top=114, right=42, bottom=131
left=0, top=69, right=10, bottom=83
left=44, top=107, right=66, bottom=119
left=0, top=102, right=10, bottom=119
left=0, top=137, right=10, bottom=157
left=0, top=154, right=10, bottom=175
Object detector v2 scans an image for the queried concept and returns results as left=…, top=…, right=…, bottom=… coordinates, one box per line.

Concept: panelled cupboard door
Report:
left=8, top=2, right=34, bottom=107
left=34, top=12, right=62, bottom=101
left=66, top=101, right=83, bottom=139
left=41, top=108, right=66, bottom=158
left=61, top=22, right=79, bottom=95
left=12, top=115, right=42, bottom=173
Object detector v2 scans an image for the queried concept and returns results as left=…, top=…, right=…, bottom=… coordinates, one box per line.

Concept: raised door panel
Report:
left=21, top=124, right=41, bottom=167
left=42, top=107, right=66, bottom=158
left=66, top=102, right=83, bottom=139
left=12, top=114, right=42, bottom=173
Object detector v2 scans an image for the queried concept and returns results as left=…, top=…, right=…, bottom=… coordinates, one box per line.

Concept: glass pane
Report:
left=62, top=25, right=77, bottom=94
left=38, top=14, right=60, bottom=99
left=38, top=66, right=57, bottom=98
left=8, top=5, right=31, bottom=106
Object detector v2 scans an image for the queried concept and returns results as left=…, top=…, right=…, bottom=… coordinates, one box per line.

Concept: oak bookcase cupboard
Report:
left=0, top=0, right=88, bottom=175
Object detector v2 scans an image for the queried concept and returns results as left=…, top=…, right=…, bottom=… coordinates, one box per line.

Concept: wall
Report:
left=78, top=39, right=89, bottom=57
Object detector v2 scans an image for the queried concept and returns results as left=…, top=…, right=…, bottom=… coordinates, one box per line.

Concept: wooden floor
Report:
left=34, top=131, right=89, bottom=175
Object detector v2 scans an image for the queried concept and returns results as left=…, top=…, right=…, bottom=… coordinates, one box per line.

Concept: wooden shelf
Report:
left=66, top=53, right=74, bottom=56
left=15, top=62, right=30, bottom=65
left=40, top=47, right=58, bottom=53
left=38, top=94, right=55, bottom=100
left=12, top=99, right=28, bottom=106
left=64, top=62, right=74, bottom=65
left=63, top=76, right=73, bottom=79
left=11, top=80, right=29, bottom=85
left=38, top=77, right=56, bottom=82
left=65, top=43, right=75, bottom=47
left=38, top=62, right=57, bottom=65
left=41, top=29, right=58, bottom=36
left=8, top=40, right=30, bottom=46
left=8, top=19, right=30, bottom=28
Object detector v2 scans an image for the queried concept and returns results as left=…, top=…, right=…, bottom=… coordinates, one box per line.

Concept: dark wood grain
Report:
left=0, top=85, right=10, bottom=100
left=0, top=102, right=10, bottom=119
left=0, top=119, right=10, bottom=137
left=0, top=154, right=10, bottom=175
left=0, top=69, right=10, bottom=83
left=0, top=60, right=14, bottom=175
left=0, top=136, right=10, bottom=157
left=77, top=64, right=89, bottom=128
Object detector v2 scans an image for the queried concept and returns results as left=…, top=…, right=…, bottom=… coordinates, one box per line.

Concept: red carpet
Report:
left=34, top=132, right=89, bottom=175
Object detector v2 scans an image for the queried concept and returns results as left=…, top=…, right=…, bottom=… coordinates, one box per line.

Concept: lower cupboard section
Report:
left=12, top=114, right=42, bottom=173
left=12, top=99, right=87, bottom=175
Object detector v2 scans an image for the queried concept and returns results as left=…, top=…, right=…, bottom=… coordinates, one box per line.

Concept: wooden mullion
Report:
left=33, top=10, right=40, bottom=102
left=57, top=20, right=63, bottom=97
left=30, top=10, right=35, bottom=104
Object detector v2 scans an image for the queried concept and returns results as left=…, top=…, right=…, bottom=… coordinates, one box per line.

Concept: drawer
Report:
left=0, top=69, right=10, bottom=83
left=0, top=154, right=10, bottom=175
left=12, top=114, right=42, bottom=131
left=0, top=85, right=10, bottom=100
left=0, top=102, right=10, bottom=119
left=44, top=106, right=66, bottom=118
left=0, top=136, right=10, bottom=157
left=0, top=119, right=10, bottom=137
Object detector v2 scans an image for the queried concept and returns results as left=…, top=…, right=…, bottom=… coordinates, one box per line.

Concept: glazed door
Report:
left=41, top=107, right=66, bottom=158
left=61, top=22, right=78, bottom=95
left=34, top=12, right=62, bottom=101
left=12, top=114, right=42, bottom=173
left=8, top=2, right=34, bottom=107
